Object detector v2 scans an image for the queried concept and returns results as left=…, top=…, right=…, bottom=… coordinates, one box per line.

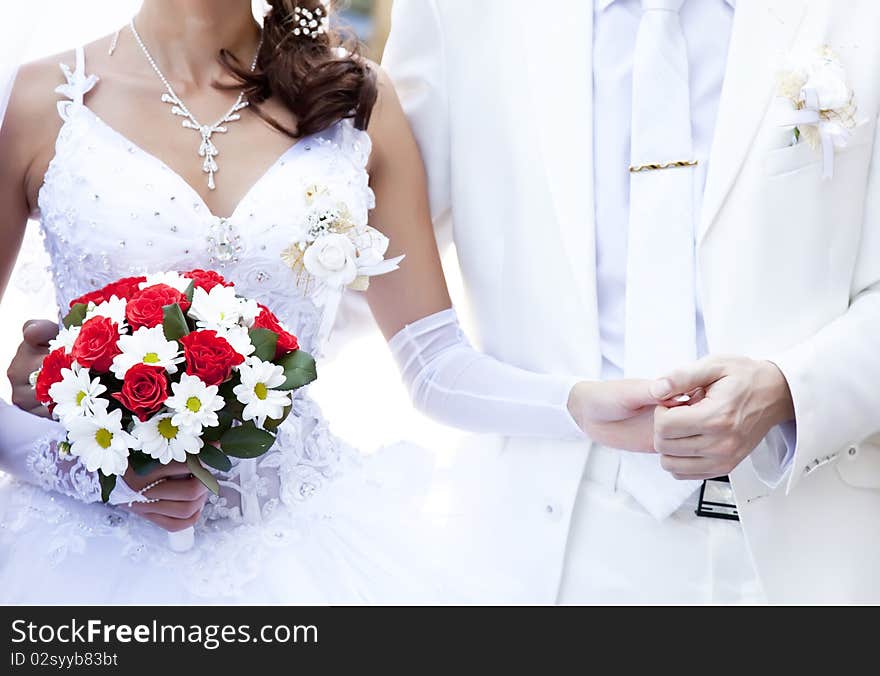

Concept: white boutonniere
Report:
left=776, top=46, right=859, bottom=179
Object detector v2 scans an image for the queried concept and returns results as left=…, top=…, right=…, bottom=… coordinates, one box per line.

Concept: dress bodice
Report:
left=38, top=47, right=375, bottom=358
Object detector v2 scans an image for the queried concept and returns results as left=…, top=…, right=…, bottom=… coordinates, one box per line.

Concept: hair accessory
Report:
left=289, top=4, right=330, bottom=39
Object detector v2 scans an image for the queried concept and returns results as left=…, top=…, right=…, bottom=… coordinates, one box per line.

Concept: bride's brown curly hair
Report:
left=219, top=0, right=378, bottom=139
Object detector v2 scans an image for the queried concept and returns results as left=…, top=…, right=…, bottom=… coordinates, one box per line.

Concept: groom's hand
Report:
left=8, top=319, right=58, bottom=418
left=651, top=356, right=795, bottom=480
left=568, top=380, right=660, bottom=452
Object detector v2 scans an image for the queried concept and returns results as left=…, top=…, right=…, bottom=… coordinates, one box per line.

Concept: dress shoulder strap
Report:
left=55, top=45, right=99, bottom=120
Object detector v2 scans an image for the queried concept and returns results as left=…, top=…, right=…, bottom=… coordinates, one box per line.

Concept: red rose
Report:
left=112, top=364, right=169, bottom=422
left=179, top=330, right=244, bottom=386
left=35, top=348, right=74, bottom=407
left=126, top=284, right=192, bottom=330
left=71, top=317, right=121, bottom=373
left=253, top=304, right=300, bottom=358
left=69, top=276, right=147, bottom=308
left=183, top=269, right=233, bottom=293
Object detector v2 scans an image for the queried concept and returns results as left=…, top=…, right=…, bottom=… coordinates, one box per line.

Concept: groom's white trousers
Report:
left=557, top=446, right=765, bottom=604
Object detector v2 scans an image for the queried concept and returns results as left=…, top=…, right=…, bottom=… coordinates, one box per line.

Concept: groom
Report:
left=382, top=0, right=880, bottom=602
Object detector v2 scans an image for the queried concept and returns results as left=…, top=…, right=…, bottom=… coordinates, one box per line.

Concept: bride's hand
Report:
left=567, top=380, right=662, bottom=452
left=121, top=462, right=210, bottom=533
left=8, top=319, right=58, bottom=417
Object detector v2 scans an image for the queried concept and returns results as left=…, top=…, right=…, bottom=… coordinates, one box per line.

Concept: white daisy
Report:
left=188, top=285, right=247, bottom=331
left=215, top=325, right=256, bottom=359
left=48, top=324, right=81, bottom=353
left=110, top=325, right=183, bottom=379
left=140, top=271, right=191, bottom=294
left=48, top=363, right=109, bottom=422
left=165, top=373, right=226, bottom=431
left=67, top=408, right=137, bottom=476
left=233, top=357, right=291, bottom=429
left=132, top=412, right=203, bottom=465
left=84, top=295, right=128, bottom=330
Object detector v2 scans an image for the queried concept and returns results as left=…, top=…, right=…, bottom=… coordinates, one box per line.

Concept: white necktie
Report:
left=618, top=0, right=701, bottom=519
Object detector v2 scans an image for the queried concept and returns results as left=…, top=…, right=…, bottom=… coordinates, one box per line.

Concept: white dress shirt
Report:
left=594, top=0, right=736, bottom=379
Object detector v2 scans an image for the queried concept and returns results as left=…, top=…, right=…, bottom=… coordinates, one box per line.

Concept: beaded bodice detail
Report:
left=28, top=47, right=376, bottom=525
left=40, top=49, right=374, bottom=356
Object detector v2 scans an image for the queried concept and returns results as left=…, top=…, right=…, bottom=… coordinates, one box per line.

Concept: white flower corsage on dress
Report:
left=281, top=184, right=404, bottom=336
left=776, top=46, right=859, bottom=179
left=281, top=184, right=403, bottom=290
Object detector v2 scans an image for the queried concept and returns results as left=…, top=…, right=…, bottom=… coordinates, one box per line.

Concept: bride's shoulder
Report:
left=4, top=51, right=72, bottom=151
left=10, top=33, right=114, bottom=116
left=11, top=51, right=72, bottom=112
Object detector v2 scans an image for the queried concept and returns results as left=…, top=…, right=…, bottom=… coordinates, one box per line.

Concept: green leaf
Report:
left=98, top=471, right=117, bottom=503
left=263, top=404, right=292, bottom=433
left=276, top=350, right=318, bottom=391
left=249, top=328, right=279, bottom=362
left=183, top=280, right=195, bottom=304
left=162, top=303, right=190, bottom=342
left=220, top=422, right=277, bottom=458
left=129, top=450, right=162, bottom=477
left=202, top=410, right=234, bottom=443
left=63, top=303, right=89, bottom=329
left=198, top=443, right=233, bottom=473
left=186, top=454, right=220, bottom=496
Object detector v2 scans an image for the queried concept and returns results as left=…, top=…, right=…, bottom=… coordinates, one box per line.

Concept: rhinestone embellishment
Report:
left=206, top=217, right=242, bottom=266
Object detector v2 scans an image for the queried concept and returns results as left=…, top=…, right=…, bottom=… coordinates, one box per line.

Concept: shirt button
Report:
left=544, top=502, right=562, bottom=522
left=847, top=445, right=859, bottom=458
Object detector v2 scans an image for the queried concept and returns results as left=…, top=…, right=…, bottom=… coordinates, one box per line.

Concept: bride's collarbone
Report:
left=80, top=84, right=299, bottom=215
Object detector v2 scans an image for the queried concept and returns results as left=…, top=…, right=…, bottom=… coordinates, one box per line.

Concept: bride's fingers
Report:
left=131, top=495, right=207, bottom=520
left=124, top=462, right=193, bottom=492
left=142, top=477, right=209, bottom=502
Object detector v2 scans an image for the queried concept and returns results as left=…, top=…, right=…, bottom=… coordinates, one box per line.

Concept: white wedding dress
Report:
left=0, top=48, right=454, bottom=604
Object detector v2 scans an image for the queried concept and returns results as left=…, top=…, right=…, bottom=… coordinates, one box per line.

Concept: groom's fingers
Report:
left=619, top=379, right=663, bottom=410
left=654, top=400, right=717, bottom=439
left=654, top=433, right=708, bottom=456
left=651, top=358, right=727, bottom=400
left=660, top=387, right=707, bottom=409
left=659, top=454, right=718, bottom=478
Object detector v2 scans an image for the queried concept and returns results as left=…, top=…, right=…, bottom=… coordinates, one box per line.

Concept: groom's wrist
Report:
left=760, top=360, right=796, bottom=428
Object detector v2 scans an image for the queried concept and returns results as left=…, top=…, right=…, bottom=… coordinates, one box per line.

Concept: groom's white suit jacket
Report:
left=384, top=0, right=880, bottom=603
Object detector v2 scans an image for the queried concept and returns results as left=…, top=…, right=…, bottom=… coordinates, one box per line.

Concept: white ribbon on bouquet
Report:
left=778, top=87, right=851, bottom=180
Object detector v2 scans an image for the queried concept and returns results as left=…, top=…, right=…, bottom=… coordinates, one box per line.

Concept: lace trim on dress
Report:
left=25, top=434, right=102, bottom=504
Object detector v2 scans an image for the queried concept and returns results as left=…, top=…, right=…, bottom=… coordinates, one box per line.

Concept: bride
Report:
left=0, top=0, right=659, bottom=604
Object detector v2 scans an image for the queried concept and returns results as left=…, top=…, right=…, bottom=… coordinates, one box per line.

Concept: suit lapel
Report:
left=699, top=0, right=807, bottom=242
left=522, top=0, right=597, bottom=318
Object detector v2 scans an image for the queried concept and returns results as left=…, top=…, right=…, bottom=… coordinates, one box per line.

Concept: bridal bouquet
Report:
left=32, top=270, right=317, bottom=502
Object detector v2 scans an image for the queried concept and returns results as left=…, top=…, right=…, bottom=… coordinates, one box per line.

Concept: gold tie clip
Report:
left=629, top=160, right=699, bottom=173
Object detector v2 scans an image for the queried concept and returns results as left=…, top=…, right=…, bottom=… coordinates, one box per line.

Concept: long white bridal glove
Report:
left=0, top=401, right=143, bottom=505
left=390, top=309, right=584, bottom=438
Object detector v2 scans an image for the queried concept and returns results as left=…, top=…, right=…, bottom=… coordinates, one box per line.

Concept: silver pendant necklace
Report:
left=128, top=18, right=263, bottom=191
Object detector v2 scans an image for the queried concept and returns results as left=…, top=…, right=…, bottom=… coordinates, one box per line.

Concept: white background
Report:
left=0, top=0, right=465, bottom=461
